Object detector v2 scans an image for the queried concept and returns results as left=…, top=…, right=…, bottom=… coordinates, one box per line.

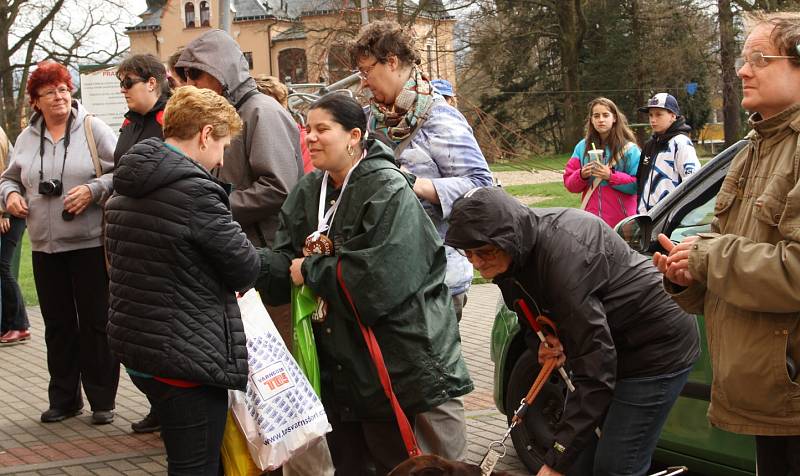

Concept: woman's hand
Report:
left=536, top=464, right=563, bottom=476
left=63, top=185, right=93, bottom=215
left=580, top=162, right=594, bottom=180
left=591, top=162, right=611, bottom=181
left=0, top=217, right=9, bottom=234
left=290, top=257, right=306, bottom=285
left=5, top=192, right=28, bottom=218
left=538, top=334, right=566, bottom=367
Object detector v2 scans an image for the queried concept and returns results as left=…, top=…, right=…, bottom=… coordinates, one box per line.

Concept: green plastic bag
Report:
left=292, top=284, right=321, bottom=396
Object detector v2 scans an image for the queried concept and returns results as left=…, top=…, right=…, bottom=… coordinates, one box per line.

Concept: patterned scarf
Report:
left=369, top=66, right=435, bottom=143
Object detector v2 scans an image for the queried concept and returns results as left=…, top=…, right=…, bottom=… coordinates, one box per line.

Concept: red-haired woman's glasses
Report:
left=39, top=87, right=71, bottom=99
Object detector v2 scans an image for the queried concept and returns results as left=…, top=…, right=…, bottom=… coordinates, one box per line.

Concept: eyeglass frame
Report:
left=356, top=58, right=381, bottom=81
left=37, top=86, right=72, bottom=100
left=735, top=50, right=796, bottom=70
left=455, top=245, right=502, bottom=261
left=119, top=76, right=146, bottom=90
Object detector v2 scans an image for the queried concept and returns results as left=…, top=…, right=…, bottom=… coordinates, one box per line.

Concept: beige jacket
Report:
left=669, top=103, right=800, bottom=435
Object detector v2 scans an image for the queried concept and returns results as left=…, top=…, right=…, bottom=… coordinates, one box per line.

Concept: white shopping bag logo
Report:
left=251, top=361, right=296, bottom=400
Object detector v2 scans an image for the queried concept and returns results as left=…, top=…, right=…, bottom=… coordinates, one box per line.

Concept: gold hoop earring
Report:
left=347, top=144, right=354, bottom=158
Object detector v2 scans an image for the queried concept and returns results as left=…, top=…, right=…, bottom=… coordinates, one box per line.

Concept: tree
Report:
left=718, top=0, right=741, bottom=147
left=0, top=0, right=134, bottom=141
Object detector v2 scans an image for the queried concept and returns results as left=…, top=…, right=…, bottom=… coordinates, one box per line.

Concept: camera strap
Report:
left=39, top=112, right=73, bottom=184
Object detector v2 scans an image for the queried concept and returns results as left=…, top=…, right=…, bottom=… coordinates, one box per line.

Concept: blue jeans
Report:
left=130, top=376, right=227, bottom=476
left=567, top=366, right=692, bottom=476
left=1, top=217, right=28, bottom=332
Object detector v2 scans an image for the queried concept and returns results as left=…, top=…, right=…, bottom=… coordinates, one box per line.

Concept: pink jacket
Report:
left=563, top=140, right=640, bottom=228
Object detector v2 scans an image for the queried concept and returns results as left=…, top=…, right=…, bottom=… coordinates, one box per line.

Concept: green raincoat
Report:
left=256, top=139, right=473, bottom=421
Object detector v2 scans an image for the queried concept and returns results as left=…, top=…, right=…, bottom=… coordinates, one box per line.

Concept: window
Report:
left=427, top=44, right=434, bottom=78
left=243, top=52, right=254, bottom=70
left=184, top=2, right=196, bottom=28
left=669, top=195, right=716, bottom=243
left=326, top=46, right=350, bottom=83
left=199, top=1, right=210, bottom=27
left=278, top=48, right=308, bottom=83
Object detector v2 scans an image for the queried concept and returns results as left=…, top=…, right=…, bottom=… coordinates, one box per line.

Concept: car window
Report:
left=669, top=194, right=716, bottom=242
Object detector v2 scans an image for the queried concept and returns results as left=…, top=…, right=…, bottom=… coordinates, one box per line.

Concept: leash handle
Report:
left=337, top=260, right=422, bottom=458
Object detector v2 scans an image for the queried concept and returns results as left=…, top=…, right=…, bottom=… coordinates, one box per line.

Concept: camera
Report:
left=38, top=179, right=63, bottom=196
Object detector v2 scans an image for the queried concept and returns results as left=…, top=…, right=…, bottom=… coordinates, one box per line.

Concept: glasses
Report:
left=186, top=68, right=204, bottom=81
left=356, top=59, right=380, bottom=81
left=456, top=246, right=501, bottom=261
left=38, top=87, right=71, bottom=99
left=119, top=76, right=145, bottom=90
left=735, top=51, right=795, bottom=70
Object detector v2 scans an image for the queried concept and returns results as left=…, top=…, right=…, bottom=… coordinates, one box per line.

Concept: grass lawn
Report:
left=490, top=153, right=569, bottom=173
left=18, top=232, right=37, bottom=306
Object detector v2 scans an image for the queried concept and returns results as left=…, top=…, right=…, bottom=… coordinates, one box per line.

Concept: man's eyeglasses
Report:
left=735, top=51, right=795, bottom=70
left=39, top=87, right=71, bottom=99
left=356, top=59, right=380, bottom=81
left=119, top=77, right=145, bottom=90
left=455, top=246, right=501, bottom=261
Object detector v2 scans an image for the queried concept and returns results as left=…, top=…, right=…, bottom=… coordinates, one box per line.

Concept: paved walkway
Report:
left=0, top=284, right=529, bottom=475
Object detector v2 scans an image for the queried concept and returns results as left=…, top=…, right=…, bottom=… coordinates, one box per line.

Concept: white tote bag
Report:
left=231, top=290, right=331, bottom=471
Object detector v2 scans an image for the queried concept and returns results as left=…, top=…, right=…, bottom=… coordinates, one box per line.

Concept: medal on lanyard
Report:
left=302, top=151, right=365, bottom=322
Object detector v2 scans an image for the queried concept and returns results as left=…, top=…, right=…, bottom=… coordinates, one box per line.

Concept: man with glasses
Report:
left=655, top=12, right=800, bottom=474
left=175, top=30, right=302, bottom=351
left=446, top=186, right=699, bottom=476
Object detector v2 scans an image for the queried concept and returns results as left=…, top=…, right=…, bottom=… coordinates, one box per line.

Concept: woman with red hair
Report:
left=0, top=61, right=120, bottom=425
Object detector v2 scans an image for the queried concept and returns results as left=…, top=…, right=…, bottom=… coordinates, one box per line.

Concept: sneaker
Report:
left=131, top=412, right=160, bottom=433
left=0, top=329, right=31, bottom=345
left=91, top=410, right=115, bottom=425
left=41, top=407, right=82, bottom=423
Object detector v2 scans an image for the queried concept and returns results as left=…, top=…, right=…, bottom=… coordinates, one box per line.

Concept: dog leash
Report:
left=515, top=299, right=575, bottom=392
left=337, top=260, right=422, bottom=458
left=479, top=312, right=563, bottom=475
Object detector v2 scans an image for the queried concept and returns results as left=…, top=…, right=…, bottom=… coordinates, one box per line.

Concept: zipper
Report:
left=222, top=307, right=233, bottom=363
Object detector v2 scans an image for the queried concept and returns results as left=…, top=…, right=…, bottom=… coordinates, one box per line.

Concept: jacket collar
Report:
left=748, top=103, right=800, bottom=139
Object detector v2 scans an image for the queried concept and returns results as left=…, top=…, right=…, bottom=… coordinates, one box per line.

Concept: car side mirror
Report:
left=615, top=214, right=654, bottom=253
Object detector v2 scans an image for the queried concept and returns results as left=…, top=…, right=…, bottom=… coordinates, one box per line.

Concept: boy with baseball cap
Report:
left=636, top=92, right=701, bottom=213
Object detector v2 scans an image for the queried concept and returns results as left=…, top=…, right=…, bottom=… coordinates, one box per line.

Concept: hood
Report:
left=175, top=29, right=257, bottom=106
left=445, top=186, right=538, bottom=266
left=652, top=116, right=692, bottom=143
left=114, top=137, right=222, bottom=199
left=28, top=99, right=88, bottom=137
left=124, top=93, right=168, bottom=122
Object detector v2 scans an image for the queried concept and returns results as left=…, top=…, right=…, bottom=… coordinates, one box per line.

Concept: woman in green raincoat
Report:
left=255, top=93, right=472, bottom=475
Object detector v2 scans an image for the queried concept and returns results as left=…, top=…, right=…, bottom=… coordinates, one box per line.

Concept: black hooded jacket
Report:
left=105, top=138, right=260, bottom=390
left=636, top=117, right=693, bottom=198
left=113, top=95, right=167, bottom=165
left=445, top=187, right=699, bottom=474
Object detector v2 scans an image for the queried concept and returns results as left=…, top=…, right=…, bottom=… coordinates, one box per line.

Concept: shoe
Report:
left=131, top=411, right=160, bottom=433
left=92, top=410, right=115, bottom=425
left=0, top=329, right=31, bottom=344
left=41, top=407, right=82, bottom=423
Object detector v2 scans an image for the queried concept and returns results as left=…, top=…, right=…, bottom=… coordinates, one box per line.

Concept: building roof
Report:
left=126, top=0, right=452, bottom=32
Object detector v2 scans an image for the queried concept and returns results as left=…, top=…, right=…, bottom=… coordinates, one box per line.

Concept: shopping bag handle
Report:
left=336, top=260, right=423, bottom=458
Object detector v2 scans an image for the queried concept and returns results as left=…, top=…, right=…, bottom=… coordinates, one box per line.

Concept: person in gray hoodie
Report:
left=174, top=29, right=303, bottom=352
left=0, top=61, right=119, bottom=425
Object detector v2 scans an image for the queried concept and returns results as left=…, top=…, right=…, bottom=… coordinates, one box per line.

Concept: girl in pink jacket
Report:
left=563, top=97, right=641, bottom=228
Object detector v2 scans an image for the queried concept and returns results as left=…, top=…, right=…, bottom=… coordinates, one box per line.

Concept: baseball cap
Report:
left=431, top=79, right=455, bottom=98
left=638, top=93, right=680, bottom=116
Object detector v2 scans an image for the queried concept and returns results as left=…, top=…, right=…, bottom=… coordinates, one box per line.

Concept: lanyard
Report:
left=312, top=150, right=366, bottom=241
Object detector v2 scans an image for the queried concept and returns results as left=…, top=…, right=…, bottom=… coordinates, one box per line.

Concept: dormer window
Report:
left=184, top=2, right=196, bottom=28
left=199, top=1, right=211, bottom=27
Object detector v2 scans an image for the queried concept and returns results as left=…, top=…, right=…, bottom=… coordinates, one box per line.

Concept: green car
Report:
left=490, top=141, right=756, bottom=475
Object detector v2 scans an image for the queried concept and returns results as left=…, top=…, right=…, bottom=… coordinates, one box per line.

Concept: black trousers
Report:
left=326, top=407, right=414, bottom=476
left=32, top=246, right=119, bottom=411
left=756, top=435, right=800, bottom=476
left=130, top=376, right=227, bottom=476
left=1, top=217, right=28, bottom=332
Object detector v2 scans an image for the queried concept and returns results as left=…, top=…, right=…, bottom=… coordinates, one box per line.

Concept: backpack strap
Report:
left=84, top=114, right=102, bottom=178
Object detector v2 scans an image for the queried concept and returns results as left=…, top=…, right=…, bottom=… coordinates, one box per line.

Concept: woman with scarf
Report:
left=348, top=21, right=491, bottom=461
left=255, top=93, right=472, bottom=475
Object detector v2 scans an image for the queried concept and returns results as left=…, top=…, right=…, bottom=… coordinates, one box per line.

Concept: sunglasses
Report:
left=185, top=68, right=204, bottom=81
left=119, top=77, right=145, bottom=90
left=455, top=246, right=501, bottom=261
